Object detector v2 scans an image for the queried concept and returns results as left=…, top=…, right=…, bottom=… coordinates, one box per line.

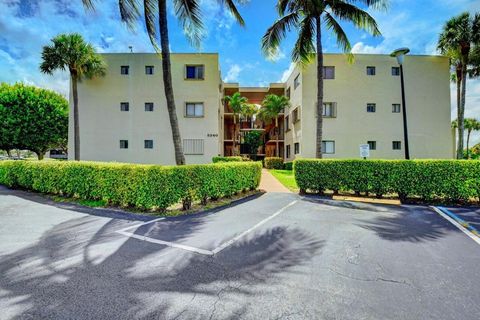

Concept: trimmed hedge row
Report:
left=0, top=160, right=262, bottom=210
left=264, top=157, right=284, bottom=169
left=294, top=159, right=480, bottom=202
left=212, top=156, right=243, bottom=163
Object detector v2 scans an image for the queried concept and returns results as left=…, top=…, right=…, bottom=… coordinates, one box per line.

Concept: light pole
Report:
left=391, top=48, right=410, bottom=160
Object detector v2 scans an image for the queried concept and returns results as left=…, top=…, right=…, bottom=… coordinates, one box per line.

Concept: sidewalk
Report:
left=259, top=169, right=292, bottom=193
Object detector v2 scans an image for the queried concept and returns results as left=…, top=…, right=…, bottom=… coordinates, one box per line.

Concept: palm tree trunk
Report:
left=159, top=0, right=185, bottom=165
left=71, top=74, right=80, bottom=161
left=275, top=116, right=279, bottom=157
left=315, top=16, right=324, bottom=159
left=456, top=66, right=463, bottom=159
left=458, top=59, right=468, bottom=159
left=466, top=129, right=471, bottom=159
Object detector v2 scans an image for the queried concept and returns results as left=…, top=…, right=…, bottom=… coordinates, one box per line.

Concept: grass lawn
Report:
left=269, top=169, right=298, bottom=192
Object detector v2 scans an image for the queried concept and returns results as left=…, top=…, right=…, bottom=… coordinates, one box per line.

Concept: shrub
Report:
left=0, top=160, right=262, bottom=210
left=212, top=156, right=243, bottom=163
left=264, top=157, right=284, bottom=169
left=294, top=159, right=480, bottom=202
left=284, top=162, right=293, bottom=170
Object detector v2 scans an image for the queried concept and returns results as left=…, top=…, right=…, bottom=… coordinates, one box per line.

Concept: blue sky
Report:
left=1, top=0, right=479, bottom=143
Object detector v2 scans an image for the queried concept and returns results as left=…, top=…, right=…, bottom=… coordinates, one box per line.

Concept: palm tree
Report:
left=262, top=0, right=385, bottom=158
left=224, top=92, right=248, bottom=155
left=83, top=0, right=245, bottom=165
left=40, top=33, right=106, bottom=161
left=258, top=94, right=290, bottom=157
left=438, top=12, right=480, bottom=159
left=240, top=103, right=259, bottom=127
left=464, top=118, right=480, bottom=159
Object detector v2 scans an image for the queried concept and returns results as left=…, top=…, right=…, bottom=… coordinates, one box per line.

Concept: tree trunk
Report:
left=315, top=16, right=324, bottom=159
left=456, top=66, right=463, bottom=159
left=233, top=114, right=236, bottom=155
left=159, top=0, right=186, bottom=165
left=36, top=151, right=45, bottom=160
left=466, top=129, right=471, bottom=159
left=275, top=116, right=279, bottom=157
left=458, top=57, right=468, bottom=159
left=72, top=74, right=80, bottom=161
left=6, top=150, right=11, bottom=157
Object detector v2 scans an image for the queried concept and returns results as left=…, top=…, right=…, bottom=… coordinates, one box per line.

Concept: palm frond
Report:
left=119, top=0, right=141, bottom=31
left=143, top=0, right=159, bottom=51
left=262, top=12, right=299, bottom=59
left=173, top=0, right=204, bottom=48
left=81, top=0, right=97, bottom=11
left=326, top=0, right=381, bottom=36
left=324, top=12, right=352, bottom=53
left=343, top=0, right=388, bottom=11
left=292, top=16, right=315, bottom=66
left=218, top=0, right=245, bottom=26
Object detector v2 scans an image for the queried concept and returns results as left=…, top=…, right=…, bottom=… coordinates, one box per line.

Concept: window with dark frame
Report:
left=367, top=103, right=376, bottom=113
left=393, top=141, right=402, bottom=150
left=392, top=67, right=400, bottom=76
left=294, top=74, right=300, bottom=89
left=292, top=108, right=300, bottom=123
left=286, top=87, right=291, bottom=99
left=145, top=102, right=154, bottom=112
left=323, top=66, right=335, bottom=79
left=145, top=66, right=154, bottom=75
left=185, top=103, right=204, bottom=117
left=322, top=141, right=335, bottom=154
left=392, top=104, right=401, bottom=113
left=286, top=145, right=291, bottom=158
left=120, top=140, right=128, bottom=149
left=323, top=102, right=336, bottom=117
left=368, top=141, right=377, bottom=150
left=366, top=66, right=376, bottom=76
left=120, top=102, right=129, bottom=112
left=144, top=140, right=153, bottom=149
left=121, top=66, right=129, bottom=75
left=185, top=65, right=204, bottom=79
left=285, top=115, right=290, bottom=131
left=294, top=142, right=300, bottom=154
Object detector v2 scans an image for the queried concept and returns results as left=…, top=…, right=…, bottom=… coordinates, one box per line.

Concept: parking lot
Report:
left=1, top=185, right=479, bottom=319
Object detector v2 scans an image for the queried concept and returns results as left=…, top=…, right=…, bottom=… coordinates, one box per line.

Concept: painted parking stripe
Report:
left=431, top=206, right=480, bottom=246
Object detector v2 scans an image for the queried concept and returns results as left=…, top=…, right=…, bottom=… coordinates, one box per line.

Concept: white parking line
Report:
left=115, top=200, right=299, bottom=256
left=431, top=206, right=480, bottom=246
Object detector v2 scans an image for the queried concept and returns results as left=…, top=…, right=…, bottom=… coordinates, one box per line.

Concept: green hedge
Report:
left=264, top=157, right=284, bottom=169
left=212, top=156, right=243, bottom=163
left=0, top=161, right=262, bottom=210
left=294, top=159, right=480, bottom=202
left=284, top=162, right=293, bottom=170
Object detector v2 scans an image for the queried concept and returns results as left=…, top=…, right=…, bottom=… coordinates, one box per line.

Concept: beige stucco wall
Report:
left=69, top=53, right=221, bottom=165
left=284, top=54, right=453, bottom=160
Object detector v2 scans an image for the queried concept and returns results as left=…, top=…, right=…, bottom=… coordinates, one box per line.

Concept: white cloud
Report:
left=223, top=64, right=242, bottom=82
left=280, top=63, right=295, bottom=83
left=351, top=42, right=383, bottom=54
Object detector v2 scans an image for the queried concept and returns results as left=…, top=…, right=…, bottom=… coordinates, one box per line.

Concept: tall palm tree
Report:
left=240, top=103, right=258, bottom=127
left=262, top=0, right=385, bottom=158
left=258, top=94, right=290, bottom=157
left=464, top=118, right=480, bottom=159
left=40, top=33, right=106, bottom=161
left=83, top=0, right=245, bottom=165
left=224, top=92, right=248, bottom=155
left=438, top=12, right=480, bottom=159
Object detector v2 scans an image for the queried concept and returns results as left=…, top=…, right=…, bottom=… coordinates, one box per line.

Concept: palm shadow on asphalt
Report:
left=0, top=209, right=324, bottom=319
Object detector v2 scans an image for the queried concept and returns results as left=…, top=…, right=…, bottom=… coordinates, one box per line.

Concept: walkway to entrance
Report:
left=259, top=169, right=292, bottom=193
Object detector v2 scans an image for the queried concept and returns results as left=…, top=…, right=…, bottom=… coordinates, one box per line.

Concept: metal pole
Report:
left=400, top=64, right=410, bottom=160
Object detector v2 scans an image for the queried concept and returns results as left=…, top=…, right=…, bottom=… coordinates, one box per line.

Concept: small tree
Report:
left=0, top=83, right=68, bottom=160
left=243, top=130, right=263, bottom=159
left=224, top=92, right=248, bottom=155
left=465, top=118, right=480, bottom=159
left=258, top=94, right=290, bottom=157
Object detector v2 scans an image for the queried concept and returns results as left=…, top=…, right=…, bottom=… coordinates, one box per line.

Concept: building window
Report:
left=186, top=102, right=204, bottom=117
left=120, top=140, right=128, bottom=149
left=393, top=141, right=402, bottom=150
left=144, top=140, right=153, bottom=149
left=294, top=74, right=300, bottom=89
left=368, top=141, right=377, bottom=150
left=323, top=102, right=336, bottom=117
left=121, top=66, right=129, bottom=75
left=392, top=104, right=401, bottom=113
left=323, top=66, right=335, bottom=79
left=183, top=139, right=204, bottom=155
left=322, top=141, right=335, bottom=154
left=286, top=87, right=291, bottom=99
left=294, top=142, right=300, bottom=154
left=286, top=145, right=291, bottom=158
left=144, top=102, right=154, bottom=112
left=367, top=103, right=376, bottom=113
left=366, top=66, right=376, bottom=76
left=392, top=67, right=400, bottom=76
left=120, top=102, right=129, bottom=112
left=292, top=107, right=300, bottom=123
left=185, top=65, right=204, bottom=79
left=145, top=66, right=154, bottom=75
left=285, top=115, right=290, bottom=131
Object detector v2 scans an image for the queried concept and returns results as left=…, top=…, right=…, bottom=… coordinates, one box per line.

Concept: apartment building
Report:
left=70, top=53, right=453, bottom=165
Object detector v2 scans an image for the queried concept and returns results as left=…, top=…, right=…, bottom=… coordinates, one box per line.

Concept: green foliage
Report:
left=284, top=162, right=293, bottom=170
left=0, top=83, right=68, bottom=159
left=212, top=156, right=244, bottom=163
left=264, top=157, right=284, bottom=169
left=224, top=92, right=248, bottom=115
left=257, top=94, right=290, bottom=125
left=243, top=131, right=263, bottom=155
left=294, top=159, right=480, bottom=202
left=0, top=161, right=262, bottom=211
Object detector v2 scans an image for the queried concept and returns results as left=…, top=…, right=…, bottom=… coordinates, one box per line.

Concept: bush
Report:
left=0, top=161, right=262, bottom=210
left=264, top=157, right=284, bottom=169
left=294, top=159, right=480, bottom=202
left=212, top=156, right=243, bottom=163
left=284, top=162, right=293, bottom=170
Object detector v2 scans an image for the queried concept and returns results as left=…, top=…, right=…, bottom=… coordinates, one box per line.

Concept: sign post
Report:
left=359, top=144, right=370, bottom=160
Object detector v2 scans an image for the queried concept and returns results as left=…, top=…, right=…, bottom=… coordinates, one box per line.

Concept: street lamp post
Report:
left=391, top=48, right=410, bottom=160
